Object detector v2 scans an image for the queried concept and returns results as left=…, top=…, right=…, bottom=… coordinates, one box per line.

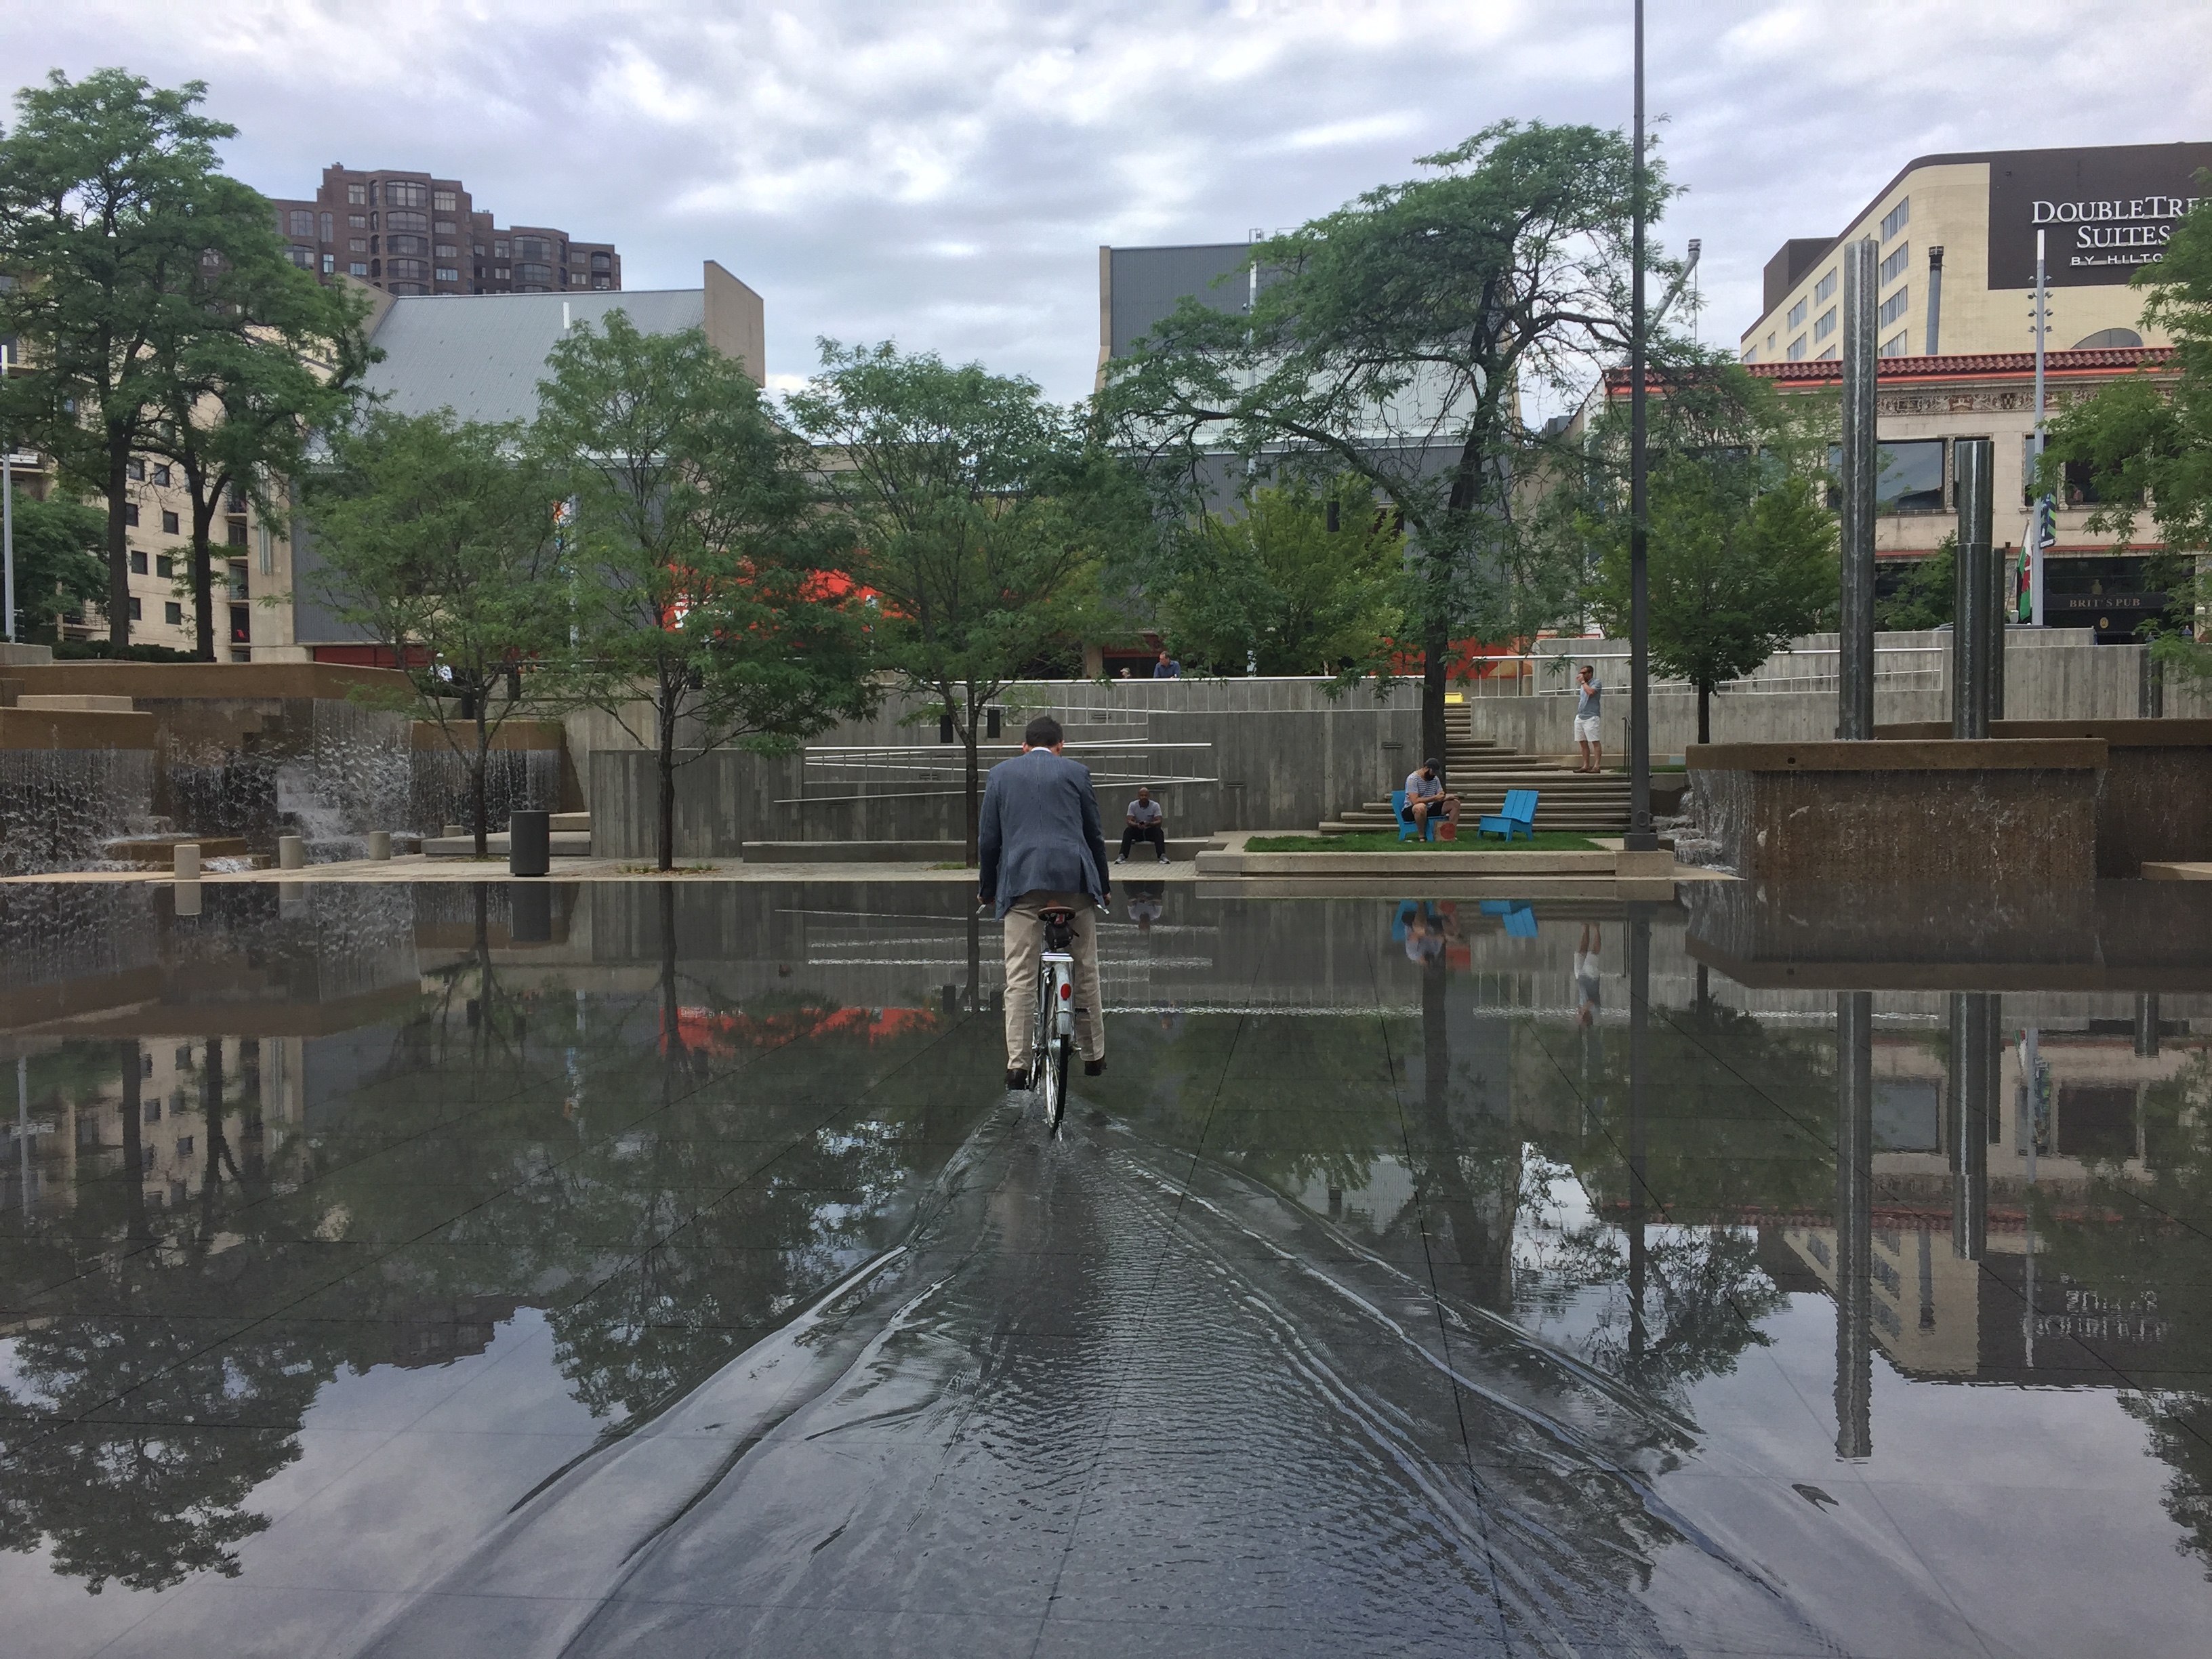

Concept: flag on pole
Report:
left=2020, top=495, right=2056, bottom=623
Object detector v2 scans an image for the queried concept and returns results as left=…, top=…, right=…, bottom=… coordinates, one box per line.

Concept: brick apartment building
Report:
left=264, top=164, right=619, bottom=298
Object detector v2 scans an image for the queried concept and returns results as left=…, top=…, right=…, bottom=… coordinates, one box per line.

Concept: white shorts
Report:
left=1574, top=716, right=1601, bottom=742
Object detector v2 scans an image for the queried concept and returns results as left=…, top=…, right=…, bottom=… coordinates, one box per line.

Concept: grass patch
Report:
left=927, top=861, right=970, bottom=871
left=1247, top=830, right=1601, bottom=853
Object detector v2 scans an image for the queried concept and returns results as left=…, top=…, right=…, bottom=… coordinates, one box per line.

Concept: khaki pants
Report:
left=1002, top=891, right=1105, bottom=1069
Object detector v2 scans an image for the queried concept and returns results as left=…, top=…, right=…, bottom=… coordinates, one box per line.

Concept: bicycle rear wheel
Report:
left=1043, top=1031, right=1069, bottom=1129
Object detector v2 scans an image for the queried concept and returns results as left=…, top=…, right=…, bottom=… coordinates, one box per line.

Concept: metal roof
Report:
left=358, top=287, right=708, bottom=426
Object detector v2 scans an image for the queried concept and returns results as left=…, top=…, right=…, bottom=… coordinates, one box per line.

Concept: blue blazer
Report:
left=977, top=748, right=1111, bottom=917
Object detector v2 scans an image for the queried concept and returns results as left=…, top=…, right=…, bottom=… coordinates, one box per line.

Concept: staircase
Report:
left=1317, top=705, right=1632, bottom=836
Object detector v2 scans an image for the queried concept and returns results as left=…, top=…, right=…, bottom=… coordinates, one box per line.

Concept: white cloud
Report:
left=6, top=0, right=2211, bottom=399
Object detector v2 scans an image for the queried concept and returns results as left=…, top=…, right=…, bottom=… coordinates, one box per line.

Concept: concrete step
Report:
left=424, top=832, right=594, bottom=859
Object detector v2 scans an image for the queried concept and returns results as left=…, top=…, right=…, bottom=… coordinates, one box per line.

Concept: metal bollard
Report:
left=508, top=809, right=550, bottom=878
left=367, top=830, right=392, bottom=861
left=277, top=835, right=306, bottom=870
left=173, top=842, right=200, bottom=880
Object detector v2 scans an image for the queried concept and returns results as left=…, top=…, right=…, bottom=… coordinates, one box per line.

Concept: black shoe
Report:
left=1083, top=1057, right=1107, bottom=1077
left=1005, top=1067, right=1030, bottom=1090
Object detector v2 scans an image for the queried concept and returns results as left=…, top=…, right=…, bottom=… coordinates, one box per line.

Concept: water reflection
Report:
left=0, top=879, right=2209, bottom=1654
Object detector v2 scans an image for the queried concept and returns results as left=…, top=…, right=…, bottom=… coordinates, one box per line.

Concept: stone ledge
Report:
left=1876, top=719, right=2212, bottom=748
left=0, top=707, right=156, bottom=750
left=1687, top=738, right=2106, bottom=772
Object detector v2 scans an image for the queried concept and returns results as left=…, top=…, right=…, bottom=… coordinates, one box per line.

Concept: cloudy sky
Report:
left=8, top=1, right=2211, bottom=403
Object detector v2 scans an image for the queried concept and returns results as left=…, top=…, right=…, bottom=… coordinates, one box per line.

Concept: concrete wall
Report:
left=587, top=678, right=1422, bottom=852
left=1466, top=630, right=2208, bottom=758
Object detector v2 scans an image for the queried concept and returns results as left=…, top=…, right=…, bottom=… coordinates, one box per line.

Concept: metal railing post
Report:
left=1837, top=238, right=1881, bottom=741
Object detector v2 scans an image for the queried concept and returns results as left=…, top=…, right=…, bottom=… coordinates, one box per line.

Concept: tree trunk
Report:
left=962, top=691, right=981, bottom=868
left=657, top=667, right=678, bottom=874
left=118, top=1040, right=151, bottom=1246
left=1421, top=615, right=1450, bottom=787
left=106, top=432, right=132, bottom=649
left=187, top=474, right=220, bottom=661
left=472, top=698, right=491, bottom=858
left=1697, top=679, right=1712, bottom=747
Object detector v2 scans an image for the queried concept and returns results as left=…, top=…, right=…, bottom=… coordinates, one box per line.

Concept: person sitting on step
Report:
left=1115, top=785, right=1167, bottom=864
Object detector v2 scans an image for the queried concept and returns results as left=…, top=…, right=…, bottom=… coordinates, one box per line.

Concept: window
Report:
left=230, top=605, right=251, bottom=644
left=129, top=548, right=146, bottom=573
left=369, top=259, right=380, bottom=277
left=594, top=276, right=611, bottom=290
left=156, top=553, right=174, bottom=577
left=434, top=220, right=456, bottom=235
left=320, top=212, right=333, bottom=242
left=514, top=237, right=550, bottom=261
left=386, top=258, right=428, bottom=281
left=436, top=243, right=458, bottom=258
left=348, top=213, right=367, bottom=230
left=1880, top=330, right=1910, bottom=358
left=349, top=238, right=367, bottom=253
left=175, top=1135, right=192, bottom=1157
left=124, top=504, right=140, bottom=529
left=1879, top=286, right=1909, bottom=327
left=348, top=262, right=369, bottom=278
left=322, top=253, right=335, bottom=274
left=590, top=252, right=611, bottom=271
left=493, top=239, right=510, bottom=258
left=227, top=487, right=246, bottom=514
left=388, top=282, right=428, bottom=295
left=288, top=209, right=315, bottom=236
left=385, top=180, right=428, bottom=208
left=227, top=562, right=247, bottom=598
left=288, top=245, right=315, bottom=268
left=435, top=267, right=460, bottom=283
left=227, top=520, right=247, bottom=547
left=1742, top=346, right=1758, bottom=364
left=516, top=262, right=554, bottom=286
left=1786, top=298, right=1807, bottom=330
left=494, top=267, right=510, bottom=280
left=386, top=235, right=427, bottom=257
left=387, top=210, right=428, bottom=233
left=1814, top=268, right=1837, bottom=305
left=1879, top=242, right=1910, bottom=285
left=1786, top=335, right=1808, bottom=361
left=1814, top=306, right=1837, bottom=342
left=161, top=510, right=178, bottom=535
left=433, top=190, right=457, bottom=212
left=2074, top=327, right=2145, bottom=348
left=347, top=183, right=368, bottom=205
left=128, top=596, right=142, bottom=621
left=1877, top=439, right=1944, bottom=512
left=570, top=271, right=588, bottom=286
left=1816, top=345, right=1837, bottom=361
left=165, top=600, right=183, bottom=624
left=152, top=464, right=171, bottom=487
left=127, top=458, right=144, bottom=481
left=1880, top=197, right=1910, bottom=241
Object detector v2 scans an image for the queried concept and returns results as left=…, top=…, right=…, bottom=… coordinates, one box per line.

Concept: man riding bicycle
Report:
left=979, top=714, right=1111, bottom=1091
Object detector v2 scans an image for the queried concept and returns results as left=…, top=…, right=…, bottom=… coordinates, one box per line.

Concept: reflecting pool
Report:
left=3, top=879, right=2211, bottom=1656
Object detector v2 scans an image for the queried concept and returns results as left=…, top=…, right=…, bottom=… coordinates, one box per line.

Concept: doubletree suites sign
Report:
left=1986, top=142, right=2212, bottom=288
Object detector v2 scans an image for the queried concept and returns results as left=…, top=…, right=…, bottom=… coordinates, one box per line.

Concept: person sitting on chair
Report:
left=1115, top=785, right=1166, bottom=864
left=1404, top=758, right=1460, bottom=835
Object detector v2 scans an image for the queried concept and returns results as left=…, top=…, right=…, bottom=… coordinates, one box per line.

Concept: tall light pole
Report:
left=1626, top=0, right=1654, bottom=851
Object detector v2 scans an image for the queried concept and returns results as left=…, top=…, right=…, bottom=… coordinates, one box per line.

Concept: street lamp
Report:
left=1626, top=0, right=1654, bottom=851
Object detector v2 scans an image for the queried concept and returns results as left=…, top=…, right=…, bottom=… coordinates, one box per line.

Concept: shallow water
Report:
left=2, top=880, right=2210, bottom=1657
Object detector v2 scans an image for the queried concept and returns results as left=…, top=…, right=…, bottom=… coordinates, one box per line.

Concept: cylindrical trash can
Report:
left=173, top=842, right=201, bottom=880
left=367, top=830, right=392, bottom=861
left=509, top=809, right=550, bottom=878
left=277, top=834, right=306, bottom=869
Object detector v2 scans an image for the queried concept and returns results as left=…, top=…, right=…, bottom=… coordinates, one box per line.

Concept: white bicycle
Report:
left=1028, top=905, right=1077, bottom=1130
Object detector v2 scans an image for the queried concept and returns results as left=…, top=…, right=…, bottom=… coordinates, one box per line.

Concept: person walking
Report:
left=979, top=714, right=1112, bottom=1089
left=1574, top=664, right=1605, bottom=774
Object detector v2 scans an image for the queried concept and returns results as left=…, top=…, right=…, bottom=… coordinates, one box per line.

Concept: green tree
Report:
left=3, top=489, right=107, bottom=640
left=145, top=196, right=371, bottom=659
left=2038, top=192, right=2212, bottom=676
left=787, top=342, right=1123, bottom=864
left=1104, top=122, right=1673, bottom=771
left=1160, top=476, right=1405, bottom=676
left=536, top=313, right=874, bottom=871
left=1565, top=368, right=1837, bottom=744
left=302, top=410, right=569, bottom=855
left=0, top=70, right=270, bottom=647
left=1875, top=535, right=1955, bottom=632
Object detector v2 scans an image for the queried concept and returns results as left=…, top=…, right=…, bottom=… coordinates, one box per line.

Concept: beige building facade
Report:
left=1742, top=143, right=2212, bottom=367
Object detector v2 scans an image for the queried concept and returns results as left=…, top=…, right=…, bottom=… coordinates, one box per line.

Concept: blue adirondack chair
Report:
left=1480, top=899, right=1539, bottom=937
left=1476, top=788, right=1538, bottom=844
left=1391, top=790, right=1439, bottom=842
